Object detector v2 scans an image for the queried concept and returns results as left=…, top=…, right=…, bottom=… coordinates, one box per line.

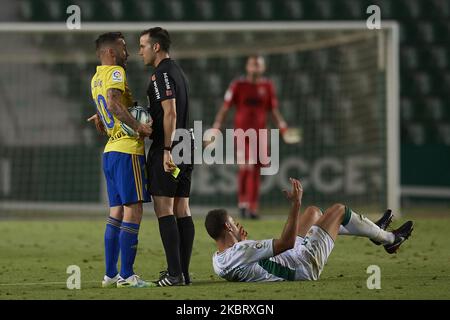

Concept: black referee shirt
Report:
left=146, top=57, right=189, bottom=147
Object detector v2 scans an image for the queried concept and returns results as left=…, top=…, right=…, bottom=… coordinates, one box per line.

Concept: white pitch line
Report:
left=0, top=281, right=100, bottom=287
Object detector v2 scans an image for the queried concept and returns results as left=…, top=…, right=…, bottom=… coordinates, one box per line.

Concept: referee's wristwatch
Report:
left=164, top=146, right=172, bottom=152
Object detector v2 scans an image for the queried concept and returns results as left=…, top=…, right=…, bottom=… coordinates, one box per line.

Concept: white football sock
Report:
left=338, top=226, right=350, bottom=235
left=342, top=208, right=395, bottom=245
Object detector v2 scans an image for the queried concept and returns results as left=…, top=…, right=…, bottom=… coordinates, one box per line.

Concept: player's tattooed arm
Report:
left=106, top=88, right=139, bottom=129
left=106, top=88, right=152, bottom=137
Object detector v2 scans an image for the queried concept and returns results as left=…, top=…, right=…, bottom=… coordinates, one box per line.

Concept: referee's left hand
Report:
left=163, top=150, right=177, bottom=173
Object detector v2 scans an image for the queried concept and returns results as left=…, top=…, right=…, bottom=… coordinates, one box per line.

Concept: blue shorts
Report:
left=103, top=152, right=151, bottom=207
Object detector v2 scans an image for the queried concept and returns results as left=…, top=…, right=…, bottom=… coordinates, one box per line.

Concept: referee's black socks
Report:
left=158, top=215, right=182, bottom=277
left=177, top=216, right=195, bottom=284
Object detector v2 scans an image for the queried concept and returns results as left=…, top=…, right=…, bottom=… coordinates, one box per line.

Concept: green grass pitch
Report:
left=0, top=216, right=449, bottom=299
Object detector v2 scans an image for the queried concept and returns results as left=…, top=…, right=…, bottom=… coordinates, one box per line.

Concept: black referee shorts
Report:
left=146, top=145, right=193, bottom=198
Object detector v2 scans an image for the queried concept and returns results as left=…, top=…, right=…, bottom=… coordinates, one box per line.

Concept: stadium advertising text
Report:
left=172, top=121, right=279, bottom=175
left=192, top=155, right=382, bottom=196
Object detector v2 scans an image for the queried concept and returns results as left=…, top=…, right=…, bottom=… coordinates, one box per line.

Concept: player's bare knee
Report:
left=174, top=208, right=191, bottom=218
left=330, top=203, right=345, bottom=213
left=109, top=206, right=123, bottom=220
left=155, top=207, right=174, bottom=217
left=323, top=203, right=345, bottom=221
left=154, top=197, right=174, bottom=216
left=123, top=203, right=143, bottom=223
left=304, top=206, right=322, bottom=220
left=309, top=206, right=323, bottom=216
left=154, top=201, right=173, bottom=217
left=174, top=198, right=191, bottom=218
left=324, top=203, right=338, bottom=214
left=331, top=203, right=346, bottom=220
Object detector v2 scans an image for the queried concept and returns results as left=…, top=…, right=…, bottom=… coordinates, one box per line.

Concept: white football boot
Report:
left=102, top=274, right=120, bottom=288
left=116, top=274, right=154, bottom=288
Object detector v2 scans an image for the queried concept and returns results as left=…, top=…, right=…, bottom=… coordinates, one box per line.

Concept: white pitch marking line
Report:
left=0, top=281, right=99, bottom=287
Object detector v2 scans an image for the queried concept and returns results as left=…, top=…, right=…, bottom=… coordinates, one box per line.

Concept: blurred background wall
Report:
left=0, top=0, right=449, bottom=214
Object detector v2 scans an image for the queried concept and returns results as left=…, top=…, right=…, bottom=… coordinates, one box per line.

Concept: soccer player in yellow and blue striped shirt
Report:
left=89, top=32, right=152, bottom=288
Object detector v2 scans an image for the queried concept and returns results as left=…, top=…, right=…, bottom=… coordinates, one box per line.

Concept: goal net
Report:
left=0, top=22, right=399, bottom=215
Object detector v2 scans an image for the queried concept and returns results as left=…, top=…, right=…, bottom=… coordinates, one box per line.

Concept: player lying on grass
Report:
left=205, top=178, right=414, bottom=282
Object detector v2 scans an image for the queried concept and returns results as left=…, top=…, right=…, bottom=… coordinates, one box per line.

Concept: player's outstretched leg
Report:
left=338, top=209, right=394, bottom=241
left=336, top=204, right=396, bottom=244
left=370, top=209, right=394, bottom=245
left=295, top=206, right=393, bottom=240
left=320, top=204, right=414, bottom=254
left=312, top=207, right=393, bottom=241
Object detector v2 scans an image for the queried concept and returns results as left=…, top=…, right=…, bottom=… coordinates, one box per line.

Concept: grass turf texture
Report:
left=0, top=217, right=449, bottom=299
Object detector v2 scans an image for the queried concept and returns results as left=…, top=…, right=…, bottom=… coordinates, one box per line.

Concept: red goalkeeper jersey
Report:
left=223, top=77, right=278, bottom=130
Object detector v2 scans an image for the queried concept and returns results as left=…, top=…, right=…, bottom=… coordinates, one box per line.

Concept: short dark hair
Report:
left=205, top=209, right=229, bottom=240
left=140, top=27, right=171, bottom=52
left=95, top=32, right=124, bottom=51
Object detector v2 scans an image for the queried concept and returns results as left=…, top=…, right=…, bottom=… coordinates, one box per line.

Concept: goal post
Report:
left=0, top=22, right=400, bottom=215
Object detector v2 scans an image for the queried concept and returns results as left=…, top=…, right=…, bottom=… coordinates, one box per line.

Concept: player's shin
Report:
left=158, top=215, right=182, bottom=276
left=119, top=221, right=140, bottom=279
left=104, top=216, right=122, bottom=278
left=177, top=216, right=195, bottom=284
left=341, top=207, right=394, bottom=244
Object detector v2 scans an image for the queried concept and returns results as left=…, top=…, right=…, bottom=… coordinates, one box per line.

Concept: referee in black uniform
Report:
left=139, top=27, right=195, bottom=286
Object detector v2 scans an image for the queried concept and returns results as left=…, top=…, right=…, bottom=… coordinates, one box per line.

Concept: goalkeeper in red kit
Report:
left=212, top=55, right=291, bottom=220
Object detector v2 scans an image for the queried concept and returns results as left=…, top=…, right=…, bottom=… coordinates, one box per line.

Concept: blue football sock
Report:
left=119, top=221, right=140, bottom=279
left=104, top=216, right=122, bottom=278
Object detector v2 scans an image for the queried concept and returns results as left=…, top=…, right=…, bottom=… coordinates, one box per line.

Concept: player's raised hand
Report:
left=236, top=222, right=248, bottom=241
left=87, top=113, right=106, bottom=135
left=281, top=127, right=302, bottom=145
left=283, top=178, right=303, bottom=205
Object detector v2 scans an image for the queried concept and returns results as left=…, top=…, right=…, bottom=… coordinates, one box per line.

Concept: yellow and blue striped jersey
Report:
left=90, top=65, right=144, bottom=155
